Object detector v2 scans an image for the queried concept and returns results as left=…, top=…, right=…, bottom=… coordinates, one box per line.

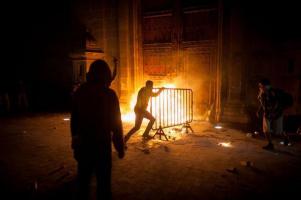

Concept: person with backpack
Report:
left=257, top=78, right=288, bottom=150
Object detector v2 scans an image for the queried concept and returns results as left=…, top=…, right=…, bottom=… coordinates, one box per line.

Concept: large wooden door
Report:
left=141, top=0, right=218, bottom=118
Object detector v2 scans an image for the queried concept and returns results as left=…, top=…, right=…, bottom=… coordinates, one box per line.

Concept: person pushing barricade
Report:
left=124, top=80, right=164, bottom=145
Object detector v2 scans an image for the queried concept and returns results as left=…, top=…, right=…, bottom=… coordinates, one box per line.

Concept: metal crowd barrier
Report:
left=149, top=88, right=193, bottom=140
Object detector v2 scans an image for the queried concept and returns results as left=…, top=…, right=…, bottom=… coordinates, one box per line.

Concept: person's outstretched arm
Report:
left=151, top=87, right=165, bottom=97
left=256, top=91, right=264, bottom=118
left=111, top=92, right=125, bottom=158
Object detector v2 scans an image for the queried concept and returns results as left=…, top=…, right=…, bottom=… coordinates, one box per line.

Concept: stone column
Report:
left=215, top=0, right=223, bottom=122
left=117, top=0, right=143, bottom=109
left=221, top=2, right=249, bottom=124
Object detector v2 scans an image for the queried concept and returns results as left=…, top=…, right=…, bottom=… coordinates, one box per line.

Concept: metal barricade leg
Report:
left=182, top=122, right=194, bottom=133
left=152, top=126, right=168, bottom=141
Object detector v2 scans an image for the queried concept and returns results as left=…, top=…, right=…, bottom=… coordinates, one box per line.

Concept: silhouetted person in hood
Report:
left=71, top=59, right=124, bottom=200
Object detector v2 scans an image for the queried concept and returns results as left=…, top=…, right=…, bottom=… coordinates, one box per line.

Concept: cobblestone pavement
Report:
left=0, top=113, right=300, bottom=200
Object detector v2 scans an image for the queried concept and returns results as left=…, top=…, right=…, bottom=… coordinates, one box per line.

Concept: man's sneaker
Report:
left=263, top=143, right=274, bottom=150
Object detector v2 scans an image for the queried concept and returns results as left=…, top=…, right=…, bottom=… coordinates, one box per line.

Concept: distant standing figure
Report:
left=124, top=80, right=164, bottom=144
left=71, top=60, right=125, bottom=200
left=0, top=89, right=10, bottom=114
left=16, top=80, right=28, bottom=112
left=257, top=78, right=283, bottom=150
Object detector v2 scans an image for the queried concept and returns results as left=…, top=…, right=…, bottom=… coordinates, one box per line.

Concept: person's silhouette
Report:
left=257, top=78, right=284, bottom=150
left=71, top=59, right=124, bottom=200
left=124, top=80, right=164, bottom=144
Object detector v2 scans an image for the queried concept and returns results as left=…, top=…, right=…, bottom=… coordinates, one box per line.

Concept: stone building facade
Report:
left=68, top=0, right=300, bottom=124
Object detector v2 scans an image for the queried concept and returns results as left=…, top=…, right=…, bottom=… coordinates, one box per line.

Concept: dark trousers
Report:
left=77, top=156, right=112, bottom=200
left=124, top=108, right=155, bottom=142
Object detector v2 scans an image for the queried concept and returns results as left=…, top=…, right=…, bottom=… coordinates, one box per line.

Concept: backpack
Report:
left=276, top=89, right=293, bottom=109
